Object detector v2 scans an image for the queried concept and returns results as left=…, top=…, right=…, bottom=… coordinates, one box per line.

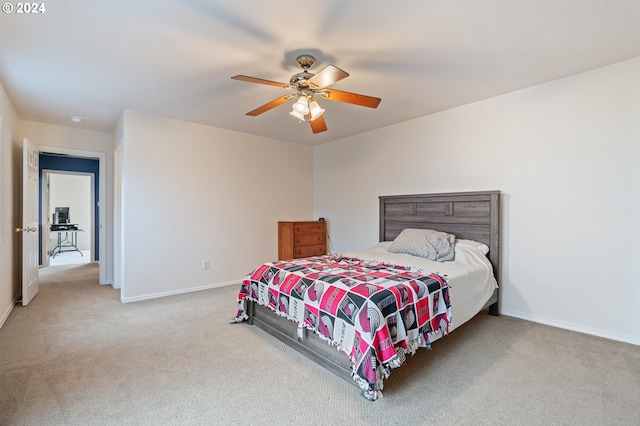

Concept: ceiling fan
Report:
left=231, top=54, right=381, bottom=134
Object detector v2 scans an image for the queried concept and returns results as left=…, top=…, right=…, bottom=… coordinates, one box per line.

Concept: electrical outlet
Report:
left=202, top=260, right=210, bottom=270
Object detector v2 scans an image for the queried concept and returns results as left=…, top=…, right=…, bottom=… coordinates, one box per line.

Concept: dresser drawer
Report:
left=294, top=245, right=327, bottom=258
left=293, top=222, right=325, bottom=234
left=294, top=234, right=325, bottom=247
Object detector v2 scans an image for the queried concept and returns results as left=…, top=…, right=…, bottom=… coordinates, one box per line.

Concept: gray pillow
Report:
left=388, top=228, right=456, bottom=262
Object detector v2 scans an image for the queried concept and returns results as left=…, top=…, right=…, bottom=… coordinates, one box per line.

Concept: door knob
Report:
left=15, top=227, right=37, bottom=233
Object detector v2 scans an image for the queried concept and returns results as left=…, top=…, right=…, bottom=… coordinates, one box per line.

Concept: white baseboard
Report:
left=120, top=279, right=242, bottom=304
left=0, top=301, right=15, bottom=330
left=501, top=309, right=640, bottom=346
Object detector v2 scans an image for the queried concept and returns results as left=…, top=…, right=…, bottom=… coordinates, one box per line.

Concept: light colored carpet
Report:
left=1, top=263, right=638, bottom=425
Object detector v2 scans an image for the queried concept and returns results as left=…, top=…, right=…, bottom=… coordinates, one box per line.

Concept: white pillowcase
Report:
left=388, top=228, right=456, bottom=262
left=455, top=239, right=490, bottom=255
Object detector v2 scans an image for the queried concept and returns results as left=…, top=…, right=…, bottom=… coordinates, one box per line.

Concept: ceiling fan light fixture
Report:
left=290, top=109, right=306, bottom=121
left=292, top=95, right=309, bottom=115
left=308, top=99, right=325, bottom=121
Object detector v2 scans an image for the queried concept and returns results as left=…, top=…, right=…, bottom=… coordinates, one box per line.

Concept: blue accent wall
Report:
left=39, top=154, right=100, bottom=264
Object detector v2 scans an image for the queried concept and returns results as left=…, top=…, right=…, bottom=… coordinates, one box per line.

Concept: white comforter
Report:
left=345, top=240, right=497, bottom=332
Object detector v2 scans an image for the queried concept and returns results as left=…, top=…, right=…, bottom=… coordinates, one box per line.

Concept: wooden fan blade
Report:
left=321, top=88, right=381, bottom=108
left=246, top=95, right=292, bottom=116
left=308, top=114, right=328, bottom=134
left=307, top=65, right=349, bottom=90
left=231, top=75, right=290, bottom=88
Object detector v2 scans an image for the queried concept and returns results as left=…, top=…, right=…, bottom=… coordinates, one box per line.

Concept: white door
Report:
left=19, top=138, right=40, bottom=305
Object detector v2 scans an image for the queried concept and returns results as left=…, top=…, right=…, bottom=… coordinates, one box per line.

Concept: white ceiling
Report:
left=1, top=0, right=639, bottom=145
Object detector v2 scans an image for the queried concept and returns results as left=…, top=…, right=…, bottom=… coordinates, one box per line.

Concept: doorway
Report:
left=39, top=153, right=99, bottom=267
left=35, top=147, right=108, bottom=286
left=43, top=171, right=93, bottom=267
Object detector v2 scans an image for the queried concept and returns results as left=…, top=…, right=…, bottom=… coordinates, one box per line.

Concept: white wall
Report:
left=314, top=57, right=640, bottom=345
left=0, top=79, right=21, bottom=328
left=120, top=110, right=314, bottom=301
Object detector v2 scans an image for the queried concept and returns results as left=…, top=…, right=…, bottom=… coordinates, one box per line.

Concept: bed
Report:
left=232, top=190, right=501, bottom=400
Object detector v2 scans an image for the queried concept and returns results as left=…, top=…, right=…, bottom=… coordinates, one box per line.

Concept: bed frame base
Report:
left=247, top=301, right=358, bottom=389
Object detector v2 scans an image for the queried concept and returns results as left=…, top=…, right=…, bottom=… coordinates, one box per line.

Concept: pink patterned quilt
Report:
left=232, top=254, right=452, bottom=400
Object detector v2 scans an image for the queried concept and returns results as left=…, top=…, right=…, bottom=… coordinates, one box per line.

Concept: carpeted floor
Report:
left=1, top=263, right=638, bottom=425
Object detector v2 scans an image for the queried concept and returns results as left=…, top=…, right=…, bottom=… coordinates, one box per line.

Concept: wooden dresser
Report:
left=278, top=221, right=327, bottom=260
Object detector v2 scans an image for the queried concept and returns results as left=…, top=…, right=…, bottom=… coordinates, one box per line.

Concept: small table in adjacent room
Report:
left=50, top=224, right=84, bottom=258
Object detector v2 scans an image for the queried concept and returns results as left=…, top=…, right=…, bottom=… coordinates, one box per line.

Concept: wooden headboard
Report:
left=379, top=190, right=501, bottom=313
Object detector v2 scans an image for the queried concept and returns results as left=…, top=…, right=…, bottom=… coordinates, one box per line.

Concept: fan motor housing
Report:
left=290, top=72, right=314, bottom=87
